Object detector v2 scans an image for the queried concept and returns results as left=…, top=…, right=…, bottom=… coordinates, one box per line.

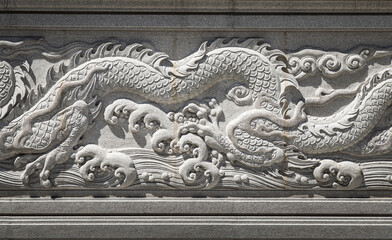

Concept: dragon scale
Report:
left=88, top=51, right=280, bottom=103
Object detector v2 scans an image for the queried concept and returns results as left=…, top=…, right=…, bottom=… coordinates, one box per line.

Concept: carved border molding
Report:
left=0, top=198, right=391, bottom=239
left=1, top=198, right=392, bottom=216
left=2, top=14, right=392, bottom=31
left=1, top=0, right=392, bottom=13
left=1, top=216, right=392, bottom=239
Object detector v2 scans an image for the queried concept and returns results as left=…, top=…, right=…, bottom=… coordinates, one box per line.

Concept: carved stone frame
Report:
left=2, top=1, right=392, bottom=239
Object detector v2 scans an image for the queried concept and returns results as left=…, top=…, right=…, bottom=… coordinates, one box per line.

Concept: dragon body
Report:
left=224, top=68, right=392, bottom=167
left=293, top=72, right=392, bottom=154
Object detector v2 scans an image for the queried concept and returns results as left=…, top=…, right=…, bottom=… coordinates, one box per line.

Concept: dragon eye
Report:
left=233, top=86, right=248, bottom=97
left=235, top=88, right=247, bottom=97
left=226, top=85, right=252, bottom=106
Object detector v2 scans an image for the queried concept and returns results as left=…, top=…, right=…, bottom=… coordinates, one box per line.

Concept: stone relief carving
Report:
left=1, top=38, right=392, bottom=191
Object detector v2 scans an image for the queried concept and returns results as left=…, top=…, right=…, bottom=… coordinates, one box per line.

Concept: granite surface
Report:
left=1, top=1, right=392, bottom=239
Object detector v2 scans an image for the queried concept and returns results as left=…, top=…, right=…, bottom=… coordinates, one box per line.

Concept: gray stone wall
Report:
left=1, top=1, right=392, bottom=239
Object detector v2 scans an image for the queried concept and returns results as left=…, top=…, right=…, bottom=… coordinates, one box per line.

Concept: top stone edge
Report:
left=1, top=0, right=392, bottom=14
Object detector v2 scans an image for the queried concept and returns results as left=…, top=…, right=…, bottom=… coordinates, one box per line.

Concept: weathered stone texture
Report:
left=1, top=1, right=392, bottom=239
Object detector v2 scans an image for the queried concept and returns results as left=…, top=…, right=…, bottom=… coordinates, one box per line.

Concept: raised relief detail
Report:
left=1, top=38, right=392, bottom=191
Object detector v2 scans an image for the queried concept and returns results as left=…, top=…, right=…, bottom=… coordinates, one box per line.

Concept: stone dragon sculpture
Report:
left=1, top=38, right=390, bottom=190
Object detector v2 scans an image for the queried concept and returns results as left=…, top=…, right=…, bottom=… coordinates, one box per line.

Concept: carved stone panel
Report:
left=1, top=38, right=392, bottom=193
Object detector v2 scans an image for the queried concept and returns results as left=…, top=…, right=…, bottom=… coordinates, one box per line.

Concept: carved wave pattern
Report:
left=0, top=148, right=390, bottom=190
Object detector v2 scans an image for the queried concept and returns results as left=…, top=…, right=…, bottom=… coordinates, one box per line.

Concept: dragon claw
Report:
left=21, top=175, right=30, bottom=186
left=178, top=121, right=220, bottom=140
left=42, top=180, right=52, bottom=188
left=20, top=155, right=45, bottom=187
left=19, top=148, right=72, bottom=187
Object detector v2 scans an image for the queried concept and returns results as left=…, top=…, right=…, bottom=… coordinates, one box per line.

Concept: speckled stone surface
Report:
left=1, top=1, right=392, bottom=239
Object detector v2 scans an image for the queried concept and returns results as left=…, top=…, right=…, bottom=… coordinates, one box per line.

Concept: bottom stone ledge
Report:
left=0, top=216, right=390, bottom=239
left=1, top=198, right=392, bottom=216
